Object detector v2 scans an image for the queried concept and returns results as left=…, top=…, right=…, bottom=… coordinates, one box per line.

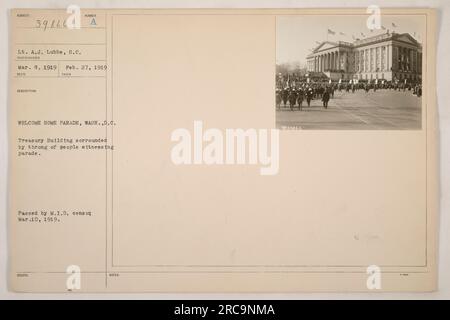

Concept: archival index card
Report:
left=8, top=8, right=438, bottom=292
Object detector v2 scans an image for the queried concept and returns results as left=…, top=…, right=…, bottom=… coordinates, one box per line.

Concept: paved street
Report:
left=276, top=90, right=422, bottom=130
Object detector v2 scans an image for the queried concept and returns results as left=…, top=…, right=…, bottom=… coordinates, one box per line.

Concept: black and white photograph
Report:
left=276, top=15, right=424, bottom=130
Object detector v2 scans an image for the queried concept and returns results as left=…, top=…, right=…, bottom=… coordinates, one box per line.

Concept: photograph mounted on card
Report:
left=8, top=8, right=437, bottom=292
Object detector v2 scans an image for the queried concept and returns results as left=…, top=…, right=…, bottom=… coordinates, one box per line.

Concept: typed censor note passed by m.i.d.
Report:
left=8, top=8, right=438, bottom=292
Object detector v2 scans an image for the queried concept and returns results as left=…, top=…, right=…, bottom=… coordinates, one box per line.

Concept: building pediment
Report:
left=394, top=33, right=420, bottom=46
left=314, top=41, right=338, bottom=53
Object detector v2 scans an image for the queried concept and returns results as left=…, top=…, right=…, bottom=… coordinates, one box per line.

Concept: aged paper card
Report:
left=8, top=8, right=438, bottom=292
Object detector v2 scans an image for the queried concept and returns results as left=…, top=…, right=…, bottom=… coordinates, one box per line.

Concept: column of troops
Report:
left=275, top=74, right=422, bottom=111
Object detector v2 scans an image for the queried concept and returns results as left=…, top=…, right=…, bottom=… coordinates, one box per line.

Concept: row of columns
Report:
left=355, top=45, right=421, bottom=74
left=397, top=46, right=421, bottom=73
left=308, top=45, right=421, bottom=75
left=311, top=51, right=344, bottom=72
left=355, top=45, right=391, bottom=73
left=354, top=45, right=421, bottom=74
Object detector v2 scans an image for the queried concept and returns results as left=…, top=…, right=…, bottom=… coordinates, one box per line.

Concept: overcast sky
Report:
left=276, top=14, right=426, bottom=66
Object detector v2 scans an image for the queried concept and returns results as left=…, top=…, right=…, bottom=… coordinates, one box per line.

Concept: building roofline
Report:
left=308, top=32, right=421, bottom=57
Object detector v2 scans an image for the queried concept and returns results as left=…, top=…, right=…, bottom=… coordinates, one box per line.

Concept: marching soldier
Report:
left=306, top=86, right=314, bottom=107
left=322, top=87, right=330, bottom=109
left=297, top=88, right=304, bottom=111
left=288, top=88, right=297, bottom=111
left=282, top=88, right=289, bottom=109
left=276, top=88, right=282, bottom=109
left=318, top=85, right=325, bottom=98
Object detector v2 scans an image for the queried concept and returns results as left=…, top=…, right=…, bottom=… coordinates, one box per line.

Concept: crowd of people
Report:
left=275, top=77, right=422, bottom=111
